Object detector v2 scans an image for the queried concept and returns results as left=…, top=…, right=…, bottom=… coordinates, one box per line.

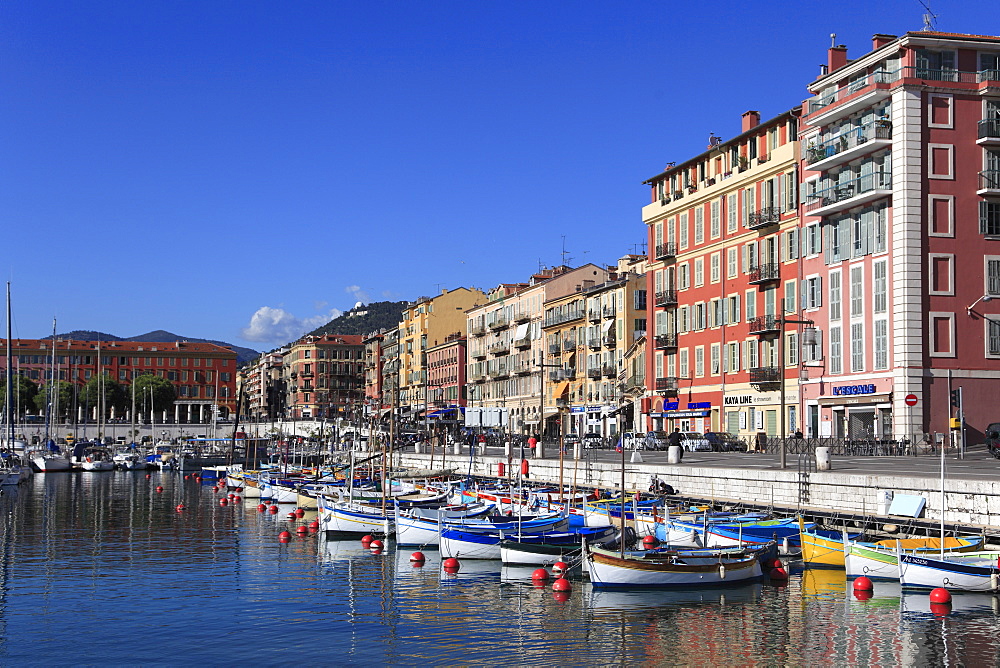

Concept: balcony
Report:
left=602, top=364, right=616, bottom=378
left=748, top=263, right=780, bottom=285
left=549, top=368, right=576, bottom=382
left=489, top=342, right=510, bottom=356
left=588, top=309, right=601, bottom=323
left=654, top=333, right=677, bottom=350
left=488, top=366, right=509, bottom=379
left=654, top=242, right=677, bottom=261
left=548, top=343, right=561, bottom=355
left=602, top=305, right=616, bottom=319
left=805, top=68, right=898, bottom=124
left=488, top=315, right=508, bottom=330
left=625, top=375, right=644, bottom=391
left=543, top=309, right=585, bottom=328
left=472, top=348, right=486, bottom=360
left=805, top=121, right=893, bottom=171
left=562, top=337, right=576, bottom=351
left=748, top=315, right=780, bottom=335
left=513, top=336, right=532, bottom=349
left=603, top=334, right=616, bottom=348
left=655, top=377, right=678, bottom=393
left=587, top=367, right=601, bottom=380
left=746, top=206, right=782, bottom=230
left=587, top=336, right=602, bottom=350
left=979, top=119, right=1000, bottom=145
left=749, top=366, right=781, bottom=386
left=513, top=363, right=532, bottom=376
left=804, top=172, right=892, bottom=218
left=977, top=170, right=1000, bottom=196
left=470, top=323, right=486, bottom=336
left=514, top=311, right=530, bottom=324
left=468, top=371, right=485, bottom=382
left=654, top=289, right=678, bottom=307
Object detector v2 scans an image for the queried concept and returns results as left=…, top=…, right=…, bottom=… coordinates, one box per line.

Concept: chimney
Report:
left=872, top=34, right=896, bottom=50
left=828, top=45, right=848, bottom=73
left=741, top=111, right=760, bottom=132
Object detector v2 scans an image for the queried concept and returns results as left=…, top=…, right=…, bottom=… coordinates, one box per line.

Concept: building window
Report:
left=874, top=319, right=889, bottom=369
left=694, top=258, right=704, bottom=287
left=929, top=254, right=954, bottom=295
left=850, top=322, right=865, bottom=372
left=745, top=290, right=756, bottom=322
left=710, top=200, right=720, bottom=239
left=679, top=263, right=689, bottom=290
left=987, top=316, right=1000, bottom=357
left=679, top=213, right=689, bottom=249
left=930, top=312, right=955, bottom=357
left=710, top=253, right=720, bottom=283
left=786, top=332, right=798, bottom=366
left=785, top=229, right=798, bottom=261
left=928, top=144, right=954, bottom=179
left=850, top=265, right=864, bottom=317
left=830, top=326, right=842, bottom=374
left=929, top=195, right=954, bottom=237
left=987, top=256, right=1000, bottom=296
left=745, top=339, right=758, bottom=369
left=727, top=247, right=738, bottom=278
left=981, top=200, right=1000, bottom=236
left=728, top=295, right=740, bottom=323
left=784, top=280, right=796, bottom=314
left=803, top=223, right=820, bottom=256
left=679, top=349, right=689, bottom=379
left=829, top=270, right=842, bottom=321
left=727, top=193, right=738, bottom=233
left=873, top=261, right=888, bottom=313
left=803, top=276, right=823, bottom=310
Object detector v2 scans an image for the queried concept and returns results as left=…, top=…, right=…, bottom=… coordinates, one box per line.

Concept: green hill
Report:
left=304, top=300, right=408, bottom=338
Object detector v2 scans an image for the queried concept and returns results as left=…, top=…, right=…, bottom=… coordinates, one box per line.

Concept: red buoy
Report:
left=145, top=474, right=151, bottom=479
left=278, top=530, right=292, bottom=540
left=853, top=589, right=873, bottom=601
left=930, top=602, right=953, bottom=617
left=257, top=504, right=267, bottom=512
left=212, top=486, right=219, bottom=492
left=233, top=495, right=241, bottom=502
left=295, top=508, right=305, bottom=518
left=175, top=504, right=185, bottom=512
left=853, top=576, right=874, bottom=592
left=552, top=577, right=572, bottom=592
left=184, top=475, right=190, bottom=480
left=769, top=567, right=788, bottom=580
left=370, top=539, right=384, bottom=550
left=308, top=520, right=320, bottom=531
left=766, top=557, right=784, bottom=569
left=219, top=499, right=228, bottom=507
left=531, top=568, right=550, bottom=581
left=287, top=512, right=297, bottom=520
left=155, top=486, right=163, bottom=493
left=296, top=525, right=309, bottom=535
left=370, top=547, right=383, bottom=555
left=228, top=493, right=235, bottom=500
left=279, top=536, right=291, bottom=544
left=442, top=557, right=460, bottom=570
left=552, top=591, right=570, bottom=603
left=410, top=551, right=426, bottom=563
left=930, top=587, right=953, bottom=604
left=268, top=505, right=279, bottom=514
left=642, top=535, right=659, bottom=549
left=552, top=561, right=569, bottom=575
left=361, top=535, right=374, bottom=546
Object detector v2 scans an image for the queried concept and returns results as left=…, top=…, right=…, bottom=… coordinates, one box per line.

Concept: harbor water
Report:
left=1, top=472, right=999, bottom=666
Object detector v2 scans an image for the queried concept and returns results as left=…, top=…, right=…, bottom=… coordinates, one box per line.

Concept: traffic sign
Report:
left=904, top=393, right=918, bottom=407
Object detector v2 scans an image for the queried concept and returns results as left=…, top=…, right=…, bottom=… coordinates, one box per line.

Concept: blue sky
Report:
left=2, top=1, right=994, bottom=351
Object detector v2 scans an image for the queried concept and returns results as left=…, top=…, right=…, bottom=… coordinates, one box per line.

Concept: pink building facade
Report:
left=798, top=31, right=1000, bottom=442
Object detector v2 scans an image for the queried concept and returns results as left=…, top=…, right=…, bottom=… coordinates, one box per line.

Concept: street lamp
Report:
left=776, top=307, right=816, bottom=469
left=967, top=294, right=994, bottom=314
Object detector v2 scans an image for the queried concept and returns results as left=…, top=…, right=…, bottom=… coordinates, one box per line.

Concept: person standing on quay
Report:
left=527, top=433, right=538, bottom=458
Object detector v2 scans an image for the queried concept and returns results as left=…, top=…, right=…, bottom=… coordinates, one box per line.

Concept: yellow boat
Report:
left=798, top=517, right=985, bottom=568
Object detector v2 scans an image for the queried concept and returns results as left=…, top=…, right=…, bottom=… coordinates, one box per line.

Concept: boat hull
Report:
left=585, top=545, right=763, bottom=588
left=899, top=552, right=1000, bottom=592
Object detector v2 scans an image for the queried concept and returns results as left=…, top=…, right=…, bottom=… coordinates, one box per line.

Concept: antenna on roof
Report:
left=918, top=0, right=937, bottom=30
left=560, top=235, right=573, bottom=266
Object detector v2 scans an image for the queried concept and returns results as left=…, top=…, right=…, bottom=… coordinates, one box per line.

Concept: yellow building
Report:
left=397, top=287, right=485, bottom=423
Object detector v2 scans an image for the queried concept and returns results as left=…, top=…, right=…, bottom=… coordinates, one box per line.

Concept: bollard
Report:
left=667, top=445, right=683, bottom=464
left=816, top=446, right=831, bottom=471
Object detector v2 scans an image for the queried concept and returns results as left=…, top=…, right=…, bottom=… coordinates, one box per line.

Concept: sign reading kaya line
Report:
left=723, top=390, right=799, bottom=406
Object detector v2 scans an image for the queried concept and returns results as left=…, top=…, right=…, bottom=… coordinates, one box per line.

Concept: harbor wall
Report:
left=396, top=452, right=1000, bottom=530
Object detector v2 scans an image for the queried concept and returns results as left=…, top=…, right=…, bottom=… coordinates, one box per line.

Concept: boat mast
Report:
left=5, top=283, right=13, bottom=450
left=620, top=435, right=626, bottom=559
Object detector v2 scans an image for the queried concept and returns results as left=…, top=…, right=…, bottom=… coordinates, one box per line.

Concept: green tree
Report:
left=131, top=373, right=177, bottom=416
left=33, top=381, right=75, bottom=420
left=80, top=374, right=127, bottom=418
left=0, top=375, right=38, bottom=418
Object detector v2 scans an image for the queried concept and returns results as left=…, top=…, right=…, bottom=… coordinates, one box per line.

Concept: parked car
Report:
left=644, top=431, right=671, bottom=450
left=986, top=423, right=1000, bottom=459
left=617, top=432, right=639, bottom=450
left=679, top=432, right=712, bottom=452
left=563, top=433, right=581, bottom=448
left=704, top=431, right=744, bottom=452
left=583, top=432, right=604, bottom=449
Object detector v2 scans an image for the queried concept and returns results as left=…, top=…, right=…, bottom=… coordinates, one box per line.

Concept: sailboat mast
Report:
left=5, top=283, right=13, bottom=449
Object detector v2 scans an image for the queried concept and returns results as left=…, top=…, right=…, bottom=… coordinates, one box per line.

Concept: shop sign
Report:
left=723, top=391, right=798, bottom=406
left=833, top=384, right=877, bottom=396
left=663, top=410, right=710, bottom=419
left=687, top=402, right=711, bottom=409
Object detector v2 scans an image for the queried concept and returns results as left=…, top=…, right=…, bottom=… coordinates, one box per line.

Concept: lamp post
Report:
left=538, top=350, right=565, bottom=460
left=556, top=397, right=568, bottom=503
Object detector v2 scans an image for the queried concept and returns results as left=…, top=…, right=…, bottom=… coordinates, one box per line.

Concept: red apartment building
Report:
left=798, top=31, right=1000, bottom=442
left=642, top=109, right=802, bottom=440
left=425, top=333, right=467, bottom=428
left=1, top=338, right=238, bottom=422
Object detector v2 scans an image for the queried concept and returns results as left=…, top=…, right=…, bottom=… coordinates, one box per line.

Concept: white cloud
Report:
left=241, top=306, right=342, bottom=344
left=345, top=285, right=369, bottom=304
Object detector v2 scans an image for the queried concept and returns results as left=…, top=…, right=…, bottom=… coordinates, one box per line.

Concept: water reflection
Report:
left=0, top=475, right=998, bottom=665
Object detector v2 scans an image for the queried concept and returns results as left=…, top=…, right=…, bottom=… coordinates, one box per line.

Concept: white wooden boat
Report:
left=897, top=547, right=1000, bottom=592
left=317, top=496, right=393, bottom=536
left=584, top=543, right=766, bottom=588
left=844, top=532, right=986, bottom=580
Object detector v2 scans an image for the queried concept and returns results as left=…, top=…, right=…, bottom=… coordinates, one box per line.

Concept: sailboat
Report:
left=1, top=283, right=24, bottom=485
left=29, top=318, right=71, bottom=473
